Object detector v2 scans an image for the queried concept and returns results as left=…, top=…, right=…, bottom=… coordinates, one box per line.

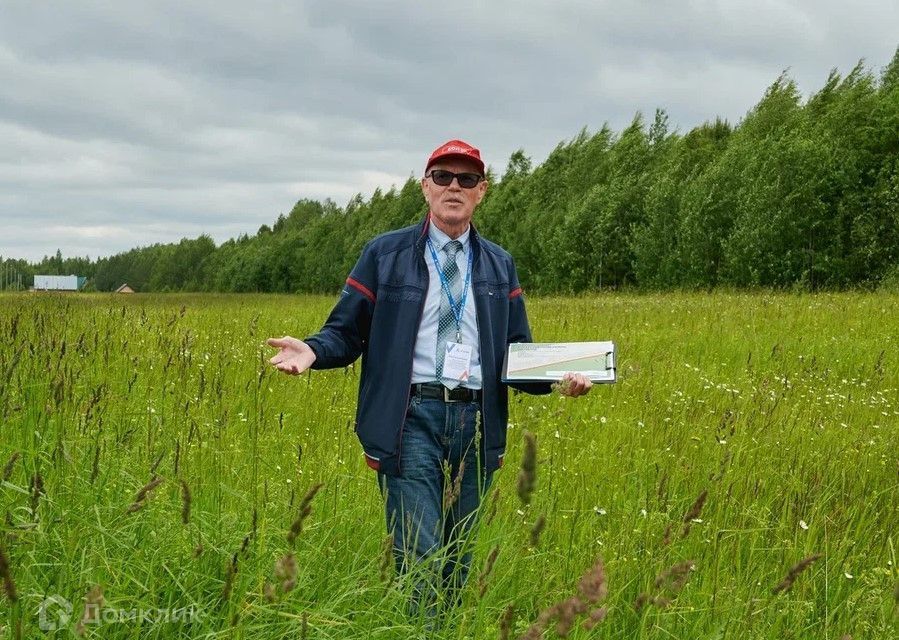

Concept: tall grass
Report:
left=0, top=291, right=896, bottom=638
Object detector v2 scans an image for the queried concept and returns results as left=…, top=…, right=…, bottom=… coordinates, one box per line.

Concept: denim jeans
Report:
left=378, top=392, right=492, bottom=617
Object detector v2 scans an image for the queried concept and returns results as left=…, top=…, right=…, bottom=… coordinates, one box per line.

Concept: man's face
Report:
left=420, top=157, right=488, bottom=233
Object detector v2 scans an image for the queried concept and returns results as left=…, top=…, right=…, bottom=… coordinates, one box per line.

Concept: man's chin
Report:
left=435, top=208, right=471, bottom=221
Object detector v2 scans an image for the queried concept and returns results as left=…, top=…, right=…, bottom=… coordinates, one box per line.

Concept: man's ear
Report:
left=475, top=180, right=488, bottom=204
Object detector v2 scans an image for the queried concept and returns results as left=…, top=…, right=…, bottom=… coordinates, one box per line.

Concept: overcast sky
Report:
left=1, top=1, right=896, bottom=262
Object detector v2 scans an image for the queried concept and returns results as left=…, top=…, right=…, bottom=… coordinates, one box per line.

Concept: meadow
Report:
left=0, top=292, right=896, bottom=639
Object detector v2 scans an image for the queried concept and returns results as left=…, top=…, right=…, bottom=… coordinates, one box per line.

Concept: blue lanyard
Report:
left=426, top=237, right=472, bottom=340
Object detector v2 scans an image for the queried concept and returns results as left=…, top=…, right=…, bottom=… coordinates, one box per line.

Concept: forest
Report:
left=5, top=50, right=898, bottom=294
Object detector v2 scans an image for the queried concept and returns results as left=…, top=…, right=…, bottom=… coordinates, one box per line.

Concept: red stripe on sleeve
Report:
left=346, top=277, right=376, bottom=303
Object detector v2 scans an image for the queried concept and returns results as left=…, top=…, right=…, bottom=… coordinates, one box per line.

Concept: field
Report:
left=0, top=292, right=897, bottom=639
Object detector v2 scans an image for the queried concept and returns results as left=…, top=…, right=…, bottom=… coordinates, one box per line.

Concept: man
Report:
left=267, top=139, right=591, bottom=614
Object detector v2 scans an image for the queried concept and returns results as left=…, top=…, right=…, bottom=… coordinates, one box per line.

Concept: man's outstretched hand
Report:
left=267, top=336, right=317, bottom=375
left=554, top=372, right=593, bottom=397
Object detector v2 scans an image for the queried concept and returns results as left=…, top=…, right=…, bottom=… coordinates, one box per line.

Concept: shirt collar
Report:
left=428, top=220, right=470, bottom=253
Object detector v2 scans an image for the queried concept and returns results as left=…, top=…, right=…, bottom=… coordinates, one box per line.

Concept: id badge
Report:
left=442, top=342, right=473, bottom=382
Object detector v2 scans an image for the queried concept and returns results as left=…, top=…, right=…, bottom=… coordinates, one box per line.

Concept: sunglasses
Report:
left=426, top=169, right=484, bottom=189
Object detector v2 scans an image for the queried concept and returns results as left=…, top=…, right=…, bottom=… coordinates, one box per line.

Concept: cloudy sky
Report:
left=1, top=1, right=896, bottom=262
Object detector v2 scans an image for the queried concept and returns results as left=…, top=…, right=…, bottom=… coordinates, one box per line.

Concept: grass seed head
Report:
left=499, top=604, right=516, bottom=640
left=529, top=514, right=547, bottom=548
left=180, top=479, right=192, bottom=524
left=0, top=541, right=17, bottom=603
left=2, top=452, right=19, bottom=482
left=128, top=476, right=164, bottom=513
left=517, top=431, right=537, bottom=505
left=478, top=545, right=500, bottom=597
left=681, top=489, right=709, bottom=538
left=484, top=487, right=500, bottom=526
left=444, top=459, right=466, bottom=511
left=90, top=444, right=101, bottom=484
left=275, top=553, right=297, bottom=592
left=661, top=523, right=673, bottom=546
left=221, top=554, right=238, bottom=602
left=30, top=472, right=44, bottom=514
left=287, top=483, right=324, bottom=546
left=654, top=560, right=694, bottom=592
left=520, top=556, right=607, bottom=637
left=581, top=607, right=608, bottom=631
left=577, top=557, right=608, bottom=605
left=150, top=450, right=165, bottom=475
left=379, top=534, right=394, bottom=584
left=552, top=595, right=586, bottom=637
left=772, top=553, right=823, bottom=594
left=636, top=560, right=695, bottom=610
left=682, top=489, right=708, bottom=524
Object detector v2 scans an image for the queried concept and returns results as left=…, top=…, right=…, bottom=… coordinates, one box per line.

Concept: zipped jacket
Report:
left=305, top=215, right=551, bottom=477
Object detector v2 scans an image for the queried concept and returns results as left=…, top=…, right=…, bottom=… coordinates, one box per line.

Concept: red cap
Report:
left=425, top=139, right=485, bottom=176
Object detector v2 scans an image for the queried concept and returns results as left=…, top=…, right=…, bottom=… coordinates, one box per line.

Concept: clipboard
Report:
left=501, top=341, right=617, bottom=383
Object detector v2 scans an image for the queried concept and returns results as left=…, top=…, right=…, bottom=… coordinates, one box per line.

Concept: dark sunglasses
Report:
left=426, top=169, right=484, bottom=189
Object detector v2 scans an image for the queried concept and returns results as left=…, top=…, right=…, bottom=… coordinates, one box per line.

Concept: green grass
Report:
left=0, top=292, right=897, bottom=639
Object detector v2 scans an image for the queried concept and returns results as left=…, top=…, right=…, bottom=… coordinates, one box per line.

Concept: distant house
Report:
left=34, top=275, right=86, bottom=291
left=115, top=283, right=135, bottom=294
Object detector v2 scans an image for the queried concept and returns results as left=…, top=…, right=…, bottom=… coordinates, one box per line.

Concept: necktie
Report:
left=436, top=240, right=463, bottom=388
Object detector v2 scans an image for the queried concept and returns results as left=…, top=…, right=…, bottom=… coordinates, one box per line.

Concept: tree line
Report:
left=5, top=49, right=898, bottom=293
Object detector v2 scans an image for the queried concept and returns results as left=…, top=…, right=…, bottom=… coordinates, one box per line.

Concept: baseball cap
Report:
left=425, top=139, right=485, bottom=176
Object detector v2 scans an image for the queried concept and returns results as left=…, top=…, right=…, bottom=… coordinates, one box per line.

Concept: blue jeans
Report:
left=378, top=392, right=492, bottom=617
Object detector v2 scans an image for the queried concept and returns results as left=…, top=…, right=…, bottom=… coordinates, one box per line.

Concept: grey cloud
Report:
left=0, top=0, right=895, bottom=261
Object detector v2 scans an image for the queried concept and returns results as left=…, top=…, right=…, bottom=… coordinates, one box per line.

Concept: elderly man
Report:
left=268, top=139, right=591, bottom=614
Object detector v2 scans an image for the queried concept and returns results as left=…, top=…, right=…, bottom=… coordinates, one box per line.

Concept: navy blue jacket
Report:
left=305, top=215, right=551, bottom=477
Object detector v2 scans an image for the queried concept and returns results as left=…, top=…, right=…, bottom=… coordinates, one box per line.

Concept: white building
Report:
left=34, top=275, right=86, bottom=291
